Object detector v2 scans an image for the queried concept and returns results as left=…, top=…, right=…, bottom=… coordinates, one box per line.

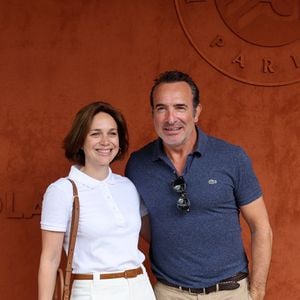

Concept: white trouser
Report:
left=70, top=266, right=156, bottom=300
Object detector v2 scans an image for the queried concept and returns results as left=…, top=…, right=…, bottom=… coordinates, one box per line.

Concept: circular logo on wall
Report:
left=175, top=0, right=300, bottom=86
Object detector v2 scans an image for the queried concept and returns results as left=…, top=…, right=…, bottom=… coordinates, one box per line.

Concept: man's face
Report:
left=152, top=81, right=201, bottom=149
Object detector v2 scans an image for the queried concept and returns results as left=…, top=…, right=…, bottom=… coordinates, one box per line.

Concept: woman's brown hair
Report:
left=63, top=101, right=128, bottom=165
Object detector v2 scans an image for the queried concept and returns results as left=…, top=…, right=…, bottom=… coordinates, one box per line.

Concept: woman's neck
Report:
left=80, top=165, right=109, bottom=181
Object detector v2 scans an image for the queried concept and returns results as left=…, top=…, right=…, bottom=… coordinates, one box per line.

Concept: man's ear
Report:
left=194, top=104, right=202, bottom=122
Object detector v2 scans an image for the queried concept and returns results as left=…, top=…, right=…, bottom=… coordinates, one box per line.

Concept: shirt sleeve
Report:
left=234, top=147, right=262, bottom=206
left=40, top=181, right=72, bottom=232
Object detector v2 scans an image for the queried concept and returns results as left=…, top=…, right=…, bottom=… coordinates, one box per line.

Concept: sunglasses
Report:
left=172, top=176, right=190, bottom=212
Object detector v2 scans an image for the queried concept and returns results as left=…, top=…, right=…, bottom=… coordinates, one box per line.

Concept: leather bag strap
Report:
left=63, top=178, right=80, bottom=300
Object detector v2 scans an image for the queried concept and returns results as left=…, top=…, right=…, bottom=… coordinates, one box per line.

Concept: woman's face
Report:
left=83, top=112, right=119, bottom=169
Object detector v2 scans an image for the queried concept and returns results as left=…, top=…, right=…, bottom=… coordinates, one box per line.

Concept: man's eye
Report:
left=156, top=107, right=165, bottom=112
left=176, top=106, right=187, bottom=111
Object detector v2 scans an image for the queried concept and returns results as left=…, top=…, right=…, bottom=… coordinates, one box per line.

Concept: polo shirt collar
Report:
left=68, top=165, right=116, bottom=188
left=151, top=127, right=208, bottom=161
left=195, top=127, right=208, bottom=156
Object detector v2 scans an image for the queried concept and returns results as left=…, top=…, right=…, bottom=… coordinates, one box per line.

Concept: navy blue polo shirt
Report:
left=125, top=128, right=262, bottom=288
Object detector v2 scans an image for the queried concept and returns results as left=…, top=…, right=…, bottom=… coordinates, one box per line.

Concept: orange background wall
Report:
left=0, top=1, right=299, bottom=299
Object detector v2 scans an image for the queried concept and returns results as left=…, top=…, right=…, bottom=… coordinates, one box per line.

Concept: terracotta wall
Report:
left=0, top=1, right=299, bottom=299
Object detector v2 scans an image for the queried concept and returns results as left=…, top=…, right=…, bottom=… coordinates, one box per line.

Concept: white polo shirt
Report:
left=41, top=166, right=146, bottom=274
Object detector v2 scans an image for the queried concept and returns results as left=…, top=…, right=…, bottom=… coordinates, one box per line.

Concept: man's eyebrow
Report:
left=174, top=103, right=187, bottom=106
left=154, top=103, right=166, bottom=108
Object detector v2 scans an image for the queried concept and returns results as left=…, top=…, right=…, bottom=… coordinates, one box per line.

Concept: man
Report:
left=125, top=70, right=272, bottom=300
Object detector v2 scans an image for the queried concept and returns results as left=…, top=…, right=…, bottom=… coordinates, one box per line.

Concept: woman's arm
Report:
left=38, top=230, right=65, bottom=300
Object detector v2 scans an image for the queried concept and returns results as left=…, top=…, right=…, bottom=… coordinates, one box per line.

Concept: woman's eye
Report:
left=90, top=132, right=100, bottom=137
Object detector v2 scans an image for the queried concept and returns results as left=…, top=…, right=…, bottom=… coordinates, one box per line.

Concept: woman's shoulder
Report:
left=111, top=172, right=130, bottom=182
left=111, top=173, right=137, bottom=188
left=45, top=177, right=73, bottom=197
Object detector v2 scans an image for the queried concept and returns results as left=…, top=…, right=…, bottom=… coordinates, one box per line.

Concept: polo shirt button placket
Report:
left=105, top=191, right=125, bottom=225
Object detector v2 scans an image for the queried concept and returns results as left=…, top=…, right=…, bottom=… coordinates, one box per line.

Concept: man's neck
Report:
left=163, top=130, right=198, bottom=175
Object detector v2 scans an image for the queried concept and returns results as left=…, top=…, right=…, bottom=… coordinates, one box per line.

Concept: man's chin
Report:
left=162, top=137, right=183, bottom=147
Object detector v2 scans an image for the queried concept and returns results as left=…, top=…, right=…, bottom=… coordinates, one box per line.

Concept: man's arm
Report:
left=240, top=196, right=273, bottom=300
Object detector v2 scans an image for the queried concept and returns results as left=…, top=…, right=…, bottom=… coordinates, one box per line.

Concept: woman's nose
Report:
left=100, top=135, right=109, bottom=144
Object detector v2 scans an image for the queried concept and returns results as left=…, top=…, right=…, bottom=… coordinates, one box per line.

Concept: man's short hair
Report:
left=150, top=70, right=200, bottom=109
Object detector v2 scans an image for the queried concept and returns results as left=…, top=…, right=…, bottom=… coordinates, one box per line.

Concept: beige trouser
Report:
left=154, top=278, right=252, bottom=300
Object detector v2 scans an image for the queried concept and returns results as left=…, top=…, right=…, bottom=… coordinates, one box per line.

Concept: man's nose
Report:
left=166, top=109, right=176, bottom=124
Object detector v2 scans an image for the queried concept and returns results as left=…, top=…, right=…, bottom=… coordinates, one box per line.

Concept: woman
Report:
left=38, top=101, right=156, bottom=300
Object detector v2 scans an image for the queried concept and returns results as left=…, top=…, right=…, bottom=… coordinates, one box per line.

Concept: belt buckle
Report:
left=191, top=287, right=213, bottom=295
left=124, top=269, right=135, bottom=278
left=124, top=270, right=130, bottom=278
left=187, top=288, right=204, bottom=295
left=187, top=288, right=195, bottom=295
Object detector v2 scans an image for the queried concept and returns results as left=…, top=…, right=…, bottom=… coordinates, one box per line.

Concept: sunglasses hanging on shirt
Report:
left=172, top=176, right=190, bottom=212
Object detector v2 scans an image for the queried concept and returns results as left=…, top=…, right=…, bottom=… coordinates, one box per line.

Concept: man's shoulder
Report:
left=129, top=139, right=158, bottom=159
left=203, top=134, right=253, bottom=169
left=206, top=134, right=242, bottom=153
left=125, top=140, right=158, bottom=178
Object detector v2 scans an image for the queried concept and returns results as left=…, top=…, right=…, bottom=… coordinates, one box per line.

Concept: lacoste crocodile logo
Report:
left=208, top=179, right=218, bottom=185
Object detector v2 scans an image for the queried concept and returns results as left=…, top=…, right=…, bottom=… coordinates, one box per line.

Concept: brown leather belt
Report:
left=159, top=272, right=248, bottom=295
left=72, top=267, right=143, bottom=280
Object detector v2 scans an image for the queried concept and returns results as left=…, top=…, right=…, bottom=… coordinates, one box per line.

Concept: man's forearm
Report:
left=250, top=226, right=273, bottom=300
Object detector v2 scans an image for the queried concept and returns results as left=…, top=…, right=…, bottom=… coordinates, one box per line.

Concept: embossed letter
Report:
left=232, top=54, right=245, bottom=68
left=291, top=55, right=300, bottom=68
left=24, top=198, right=42, bottom=219
left=210, top=35, right=225, bottom=47
left=5, top=192, right=23, bottom=218
left=263, top=59, right=275, bottom=73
